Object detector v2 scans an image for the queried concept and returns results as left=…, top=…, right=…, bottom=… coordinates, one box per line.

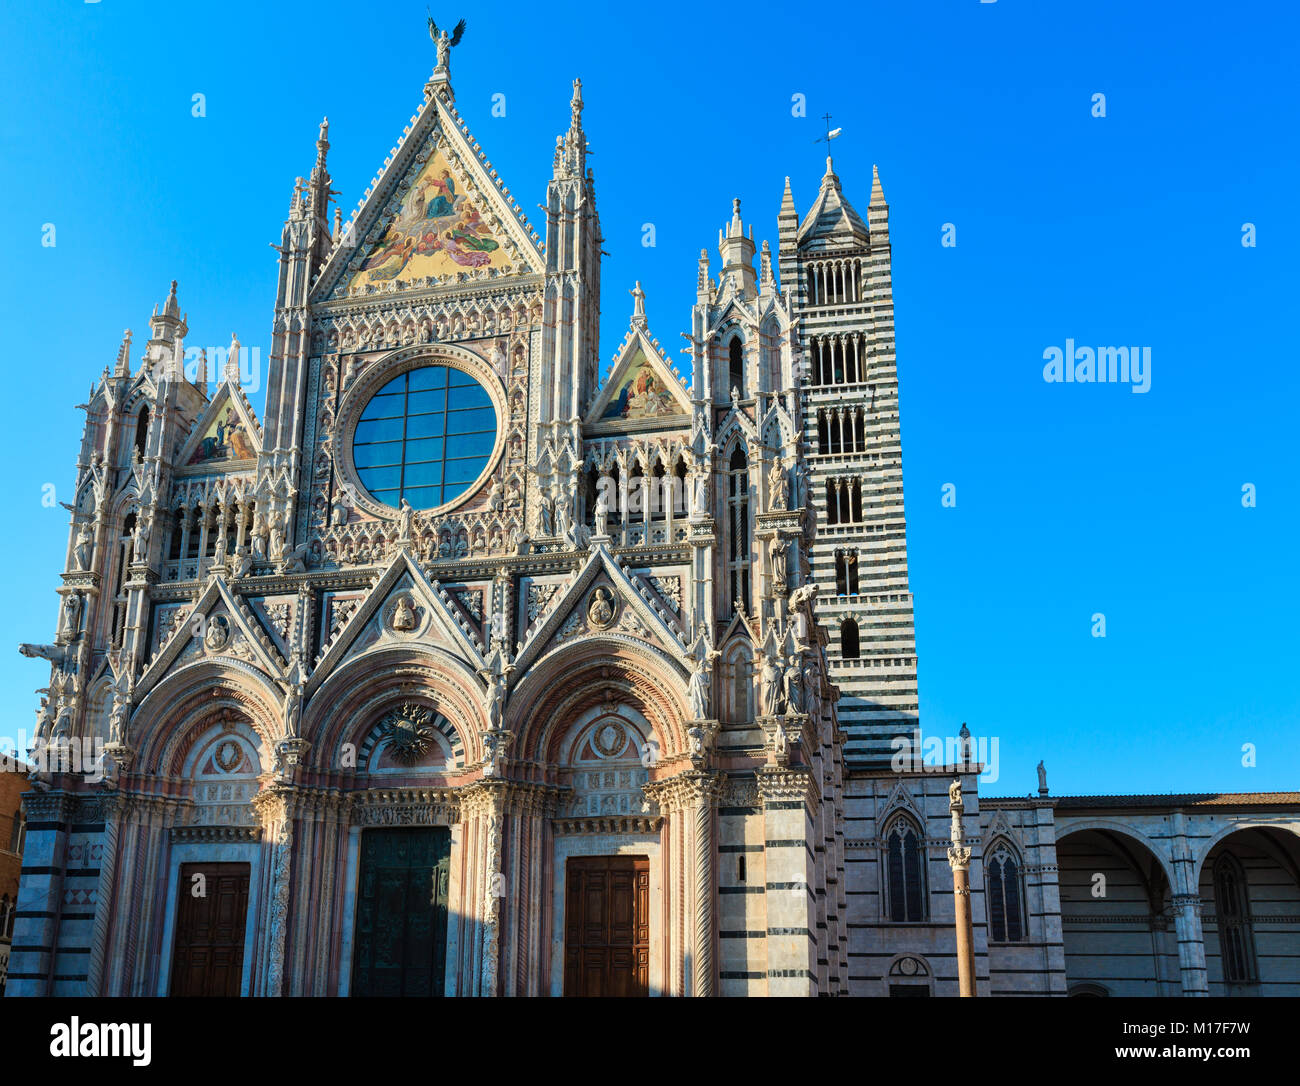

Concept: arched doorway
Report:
left=1056, top=827, right=1177, bottom=997
left=1197, top=826, right=1300, bottom=996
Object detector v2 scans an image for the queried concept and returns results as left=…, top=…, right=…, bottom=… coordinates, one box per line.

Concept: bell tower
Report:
left=782, top=158, right=920, bottom=765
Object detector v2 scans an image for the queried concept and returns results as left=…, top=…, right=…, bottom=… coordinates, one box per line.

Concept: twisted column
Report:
left=85, top=794, right=127, bottom=995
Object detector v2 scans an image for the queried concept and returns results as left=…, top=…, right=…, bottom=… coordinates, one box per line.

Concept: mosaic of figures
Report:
left=187, top=405, right=256, bottom=465
left=600, top=348, right=684, bottom=421
left=347, top=147, right=512, bottom=288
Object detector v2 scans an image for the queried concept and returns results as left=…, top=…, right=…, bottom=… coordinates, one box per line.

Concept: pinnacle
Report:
left=870, top=162, right=887, bottom=207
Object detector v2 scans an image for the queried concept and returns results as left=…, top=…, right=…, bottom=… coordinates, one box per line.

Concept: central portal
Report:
left=351, top=827, right=451, bottom=997
left=563, top=855, right=650, bottom=997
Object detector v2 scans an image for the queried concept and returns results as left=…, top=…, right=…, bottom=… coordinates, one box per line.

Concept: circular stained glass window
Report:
left=352, top=365, right=497, bottom=511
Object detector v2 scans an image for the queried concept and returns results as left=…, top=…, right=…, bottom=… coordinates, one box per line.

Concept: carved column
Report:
left=252, top=785, right=296, bottom=997
left=683, top=772, right=723, bottom=997
left=947, top=780, right=976, bottom=998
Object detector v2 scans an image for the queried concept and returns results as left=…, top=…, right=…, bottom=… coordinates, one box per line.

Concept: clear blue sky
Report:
left=1, top=1, right=1295, bottom=796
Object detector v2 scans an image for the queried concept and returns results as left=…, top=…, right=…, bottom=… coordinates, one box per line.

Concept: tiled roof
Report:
left=1052, top=792, right=1300, bottom=809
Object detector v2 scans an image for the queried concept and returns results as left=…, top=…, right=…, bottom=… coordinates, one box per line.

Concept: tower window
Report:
left=728, top=337, right=745, bottom=399
left=726, top=447, right=750, bottom=615
left=134, top=408, right=150, bottom=460
left=835, top=551, right=859, bottom=595
left=841, top=617, right=860, bottom=660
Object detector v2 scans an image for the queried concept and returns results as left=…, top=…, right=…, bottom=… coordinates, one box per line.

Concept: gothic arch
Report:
left=306, top=642, right=488, bottom=771
left=130, top=659, right=282, bottom=777
left=507, top=642, right=689, bottom=764
left=1054, top=819, right=1178, bottom=890
left=1192, top=821, right=1300, bottom=887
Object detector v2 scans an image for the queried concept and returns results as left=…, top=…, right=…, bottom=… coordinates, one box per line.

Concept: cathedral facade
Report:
left=9, top=40, right=1299, bottom=998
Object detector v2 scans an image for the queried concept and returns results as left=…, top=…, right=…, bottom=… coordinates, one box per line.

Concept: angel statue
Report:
left=428, top=14, right=467, bottom=72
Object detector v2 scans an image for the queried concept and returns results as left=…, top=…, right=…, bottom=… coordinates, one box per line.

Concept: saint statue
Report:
left=771, top=540, right=788, bottom=590
left=782, top=659, right=803, bottom=715
left=594, top=486, right=610, bottom=537
left=132, top=516, right=150, bottom=563
left=391, top=595, right=416, bottom=632
left=74, top=525, right=93, bottom=571
left=688, top=655, right=712, bottom=720
left=62, top=593, right=82, bottom=639
left=769, top=456, right=789, bottom=511
left=397, top=497, right=415, bottom=542
left=330, top=490, right=350, bottom=528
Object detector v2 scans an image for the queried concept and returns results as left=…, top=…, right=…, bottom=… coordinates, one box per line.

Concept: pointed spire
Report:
left=115, top=330, right=133, bottom=377
left=870, top=163, right=887, bottom=207
left=163, top=279, right=180, bottom=319
left=780, top=176, right=795, bottom=215
left=823, top=155, right=836, bottom=182
left=195, top=348, right=208, bottom=388
left=729, top=198, right=743, bottom=238
left=224, top=334, right=241, bottom=385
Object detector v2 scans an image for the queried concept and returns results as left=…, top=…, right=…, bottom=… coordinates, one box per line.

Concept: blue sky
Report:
left=0, top=1, right=1295, bottom=796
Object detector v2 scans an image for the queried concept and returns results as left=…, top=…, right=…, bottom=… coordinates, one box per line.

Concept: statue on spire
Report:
left=570, top=78, right=584, bottom=128
left=428, top=14, right=466, bottom=74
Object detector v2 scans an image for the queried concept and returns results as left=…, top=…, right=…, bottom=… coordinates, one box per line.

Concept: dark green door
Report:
left=351, top=828, right=450, bottom=997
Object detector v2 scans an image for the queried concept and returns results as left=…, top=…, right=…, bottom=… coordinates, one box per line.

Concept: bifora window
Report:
left=352, top=365, right=496, bottom=510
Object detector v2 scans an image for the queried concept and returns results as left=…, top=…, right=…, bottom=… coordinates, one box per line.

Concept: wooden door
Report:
left=170, top=862, right=250, bottom=997
left=351, top=828, right=450, bottom=997
left=563, top=855, right=649, bottom=997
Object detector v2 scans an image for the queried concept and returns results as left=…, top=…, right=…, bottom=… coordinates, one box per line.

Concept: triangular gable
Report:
left=175, top=380, right=261, bottom=471
left=984, top=810, right=1025, bottom=853
left=136, top=577, right=286, bottom=698
left=585, top=324, right=692, bottom=432
left=878, top=779, right=925, bottom=827
left=797, top=158, right=870, bottom=246
left=513, top=543, right=690, bottom=677
left=308, top=549, right=485, bottom=695
left=314, top=91, right=544, bottom=302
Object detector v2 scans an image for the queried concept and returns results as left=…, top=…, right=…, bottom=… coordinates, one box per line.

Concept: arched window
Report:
left=133, top=407, right=150, bottom=461
left=111, top=513, right=136, bottom=648
left=763, top=321, right=781, bottom=392
left=986, top=842, right=1025, bottom=942
left=841, top=618, right=860, bottom=660
left=835, top=551, right=859, bottom=595
left=726, top=447, right=750, bottom=614
left=1214, top=853, right=1257, bottom=984
left=722, top=642, right=754, bottom=724
left=728, top=336, right=745, bottom=399
left=884, top=815, right=927, bottom=921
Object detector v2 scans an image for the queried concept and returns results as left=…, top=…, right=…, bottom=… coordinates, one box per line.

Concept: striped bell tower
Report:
left=780, top=158, right=919, bottom=765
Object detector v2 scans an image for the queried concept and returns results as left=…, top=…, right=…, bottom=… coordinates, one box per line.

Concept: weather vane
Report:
left=427, top=11, right=467, bottom=73
left=814, top=111, right=842, bottom=146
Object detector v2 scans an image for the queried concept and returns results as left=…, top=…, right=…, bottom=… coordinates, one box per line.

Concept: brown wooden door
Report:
left=169, top=862, right=250, bottom=996
left=563, top=855, right=649, bottom=997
